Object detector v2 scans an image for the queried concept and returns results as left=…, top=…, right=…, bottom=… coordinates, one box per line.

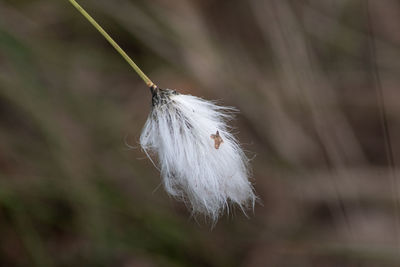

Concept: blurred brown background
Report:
left=1, top=0, right=400, bottom=266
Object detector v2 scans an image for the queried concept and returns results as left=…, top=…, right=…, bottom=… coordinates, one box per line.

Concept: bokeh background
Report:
left=1, top=0, right=400, bottom=266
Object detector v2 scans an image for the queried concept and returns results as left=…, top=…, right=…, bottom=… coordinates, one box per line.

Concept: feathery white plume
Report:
left=140, top=86, right=256, bottom=221
left=67, top=0, right=255, bottom=223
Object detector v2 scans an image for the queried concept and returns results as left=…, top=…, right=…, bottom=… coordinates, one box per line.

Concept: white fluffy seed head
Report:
left=140, top=87, right=256, bottom=222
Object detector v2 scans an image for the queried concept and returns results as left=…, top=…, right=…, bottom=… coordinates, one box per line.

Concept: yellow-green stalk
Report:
left=68, top=0, right=155, bottom=88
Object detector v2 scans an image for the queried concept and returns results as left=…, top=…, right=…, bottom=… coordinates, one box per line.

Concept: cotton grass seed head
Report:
left=140, top=86, right=256, bottom=222
left=69, top=0, right=257, bottom=223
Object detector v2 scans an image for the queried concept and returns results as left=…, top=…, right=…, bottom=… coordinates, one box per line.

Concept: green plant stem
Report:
left=68, top=0, right=155, bottom=88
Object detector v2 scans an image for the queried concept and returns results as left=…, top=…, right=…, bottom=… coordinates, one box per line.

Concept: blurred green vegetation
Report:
left=1, top=0, right=400, bottom=266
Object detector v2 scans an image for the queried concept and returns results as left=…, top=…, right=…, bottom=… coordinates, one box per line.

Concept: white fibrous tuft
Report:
left=140, top=87, right=256, bottom=222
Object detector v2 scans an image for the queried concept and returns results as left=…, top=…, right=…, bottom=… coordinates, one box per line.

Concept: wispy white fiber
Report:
left=140, top=88, right=256, bottom=222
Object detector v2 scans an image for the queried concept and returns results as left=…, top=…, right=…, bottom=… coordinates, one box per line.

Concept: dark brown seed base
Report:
left=150, top=85, right=178, bottom=107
